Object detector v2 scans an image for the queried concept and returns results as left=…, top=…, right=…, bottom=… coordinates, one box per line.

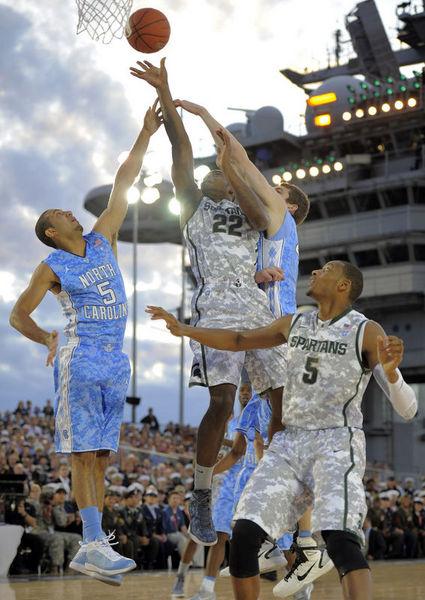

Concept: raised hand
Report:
left=173, top=99, right=206, bottom=116
left=130, top=57, right=168, bottom=89
left=215, top=128, right=231, bottom=169
left=255, top=267, right=285, bottom=284
left=377, top=335, right=404, bottom=379
left=216, top=127, right=246, bottom=165
left=45, top=330, right=59, bottom=367
left=143, top=98, right=163, bottom=135
left=145, top=306, right=185, bottom=337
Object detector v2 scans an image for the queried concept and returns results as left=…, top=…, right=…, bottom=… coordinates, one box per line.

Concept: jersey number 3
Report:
left=302, top=357, right=319, bottom=384
left=212, top=214, right=243, bottom=237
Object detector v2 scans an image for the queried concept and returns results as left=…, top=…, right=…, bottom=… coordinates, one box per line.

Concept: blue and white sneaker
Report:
left=70, top=542, right=123, bottom=586
left=188, top=489, right=217, bottom=546
left=171, top=574, right=185, bottom=597
left=84, top=533, right=136, bottom=576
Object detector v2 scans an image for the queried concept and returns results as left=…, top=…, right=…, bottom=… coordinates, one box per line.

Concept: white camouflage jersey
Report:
left=183, top=197, right=259, bottom=285
left=283, top=308, right=372, bottom=429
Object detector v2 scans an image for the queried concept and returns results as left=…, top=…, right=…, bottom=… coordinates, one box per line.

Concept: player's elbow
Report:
left=234, top=332, right=253, bottom=351
left=9, top=307, right=21, bottom=331
left=400, top=404, right=418, bottom=422
left=249, top=212, right=270, bottom=232
left=233, top=446, right=245, bottom=460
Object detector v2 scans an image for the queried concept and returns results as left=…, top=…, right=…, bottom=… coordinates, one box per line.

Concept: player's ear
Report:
left=45, top=227, right=56, bottom=242
left=338, top=277, right=351, bottom=295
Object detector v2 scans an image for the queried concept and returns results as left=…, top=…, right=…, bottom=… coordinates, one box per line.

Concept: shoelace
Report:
left=284, top=543, right=309, bottom=581
left=95, top=531, right=120, bottom=559
left=263, top=543, right=280, bottom=560
left=192, top=490, right=213, bottom=529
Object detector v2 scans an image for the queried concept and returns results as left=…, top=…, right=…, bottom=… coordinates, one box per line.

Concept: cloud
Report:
left=0, top=0, right=403, bottom=425
left=0, top=3, right=191, bottom=420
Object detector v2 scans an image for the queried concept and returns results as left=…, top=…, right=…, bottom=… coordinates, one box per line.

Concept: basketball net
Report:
left=75, top=0, right=133, bottom=44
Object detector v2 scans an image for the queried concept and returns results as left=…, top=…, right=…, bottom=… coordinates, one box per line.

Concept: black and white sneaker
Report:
left=273, top=538, right=333, bottom=598
left=220, top=540, right=286, bottom=576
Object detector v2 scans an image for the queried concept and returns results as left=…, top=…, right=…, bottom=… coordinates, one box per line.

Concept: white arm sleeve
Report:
left=372, top=365, right=418, bottom=421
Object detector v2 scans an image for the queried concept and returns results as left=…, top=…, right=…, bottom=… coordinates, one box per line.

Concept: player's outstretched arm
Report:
left=216, top=128, right=269, bottom=231
left=94, top=101, right=162, bottom=245
left=173, top=99, right=243, bottom=155
left=130, top=58, right=201, bottom=227
left=222, top=131, right=286, bottom=222
left=145, top=305, right=291, bottom=350
left=213, top=432, right=246, bottom=476
left=175, top=100, right=285, bottom=217
left=363, top=321, right=417, bottom=420
left=9, top=264, right=60, bottom=366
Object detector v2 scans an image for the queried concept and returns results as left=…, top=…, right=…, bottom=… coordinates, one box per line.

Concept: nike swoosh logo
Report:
left=297, top=561, right=318, bottom=581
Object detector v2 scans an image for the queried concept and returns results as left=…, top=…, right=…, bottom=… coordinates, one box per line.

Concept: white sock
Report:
left=194, top=463, right=214, bottom=490
left=177, top=562, right=190, bottom=577
left=297, top=536, right=317, bottom=548
left=201, top=576, right=216, bottom=592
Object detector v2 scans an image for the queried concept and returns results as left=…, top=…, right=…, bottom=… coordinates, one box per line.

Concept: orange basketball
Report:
left=126, top=8, right=170, bottom=54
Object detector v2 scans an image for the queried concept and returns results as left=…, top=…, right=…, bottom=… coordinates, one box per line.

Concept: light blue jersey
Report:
left=233, top=395, right=262, bottom=505
left=236, top=395, right=261, bottom=468
left=43, top=231, right=130, bottom=454
left=43, top=231, right=128, bottom=347
left=227, top=415, right=239, bottom=440
left=225, top=415, right=243, bottom=474
left=257, top=211, right=298, bottom=317
left=255, top=397, right=272, bottom=444
left=212, top=415, right=243, bottom=535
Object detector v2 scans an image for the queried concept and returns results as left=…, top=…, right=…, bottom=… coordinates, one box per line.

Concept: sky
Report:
left=0, top=0, right=405, bottom=426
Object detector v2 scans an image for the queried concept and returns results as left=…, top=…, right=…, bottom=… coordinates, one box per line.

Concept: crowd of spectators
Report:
left=1, top=401, right=198, bottom=575
left=1, top=400, right=425, bottom=577
left=364, top=475, right=425, bottom=560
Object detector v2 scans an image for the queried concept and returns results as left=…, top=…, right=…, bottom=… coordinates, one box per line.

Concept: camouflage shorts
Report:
left=233, top=427, right=367, bottom=543
left=189, top=281, right=287, bottom=393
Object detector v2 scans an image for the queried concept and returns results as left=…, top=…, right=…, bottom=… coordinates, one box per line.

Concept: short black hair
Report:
left=35, top=210, right=56, bottom=248
left=339, top=261, right=363, bottom=302
left=281, top=182, right=310, bottom=225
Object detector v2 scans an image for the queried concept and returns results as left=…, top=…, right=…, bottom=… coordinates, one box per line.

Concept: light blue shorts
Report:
left=233, top=463, right=256, bottom=509
left=53, top=342, right=130, bottom=453
left=212, top=466, right=240, bottom=535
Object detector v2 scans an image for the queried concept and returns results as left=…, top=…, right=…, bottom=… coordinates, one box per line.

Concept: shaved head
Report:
left=35, top=210, right=56, bottom=248
left=337, top=261, right=363, bottom=302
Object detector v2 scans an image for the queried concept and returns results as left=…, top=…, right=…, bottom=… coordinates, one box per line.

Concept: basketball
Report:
left=126, top=8, right=170, bottom=54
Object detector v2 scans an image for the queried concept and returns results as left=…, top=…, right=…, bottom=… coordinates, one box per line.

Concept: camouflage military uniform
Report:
left=32, top=503, right=81, bottom=568
left=184, top=197, right=286, bottom=393
left=234, top=308, right=371, bottom=543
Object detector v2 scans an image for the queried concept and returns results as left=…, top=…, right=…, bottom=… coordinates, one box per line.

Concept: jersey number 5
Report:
left=303, top=357, right=319, bottom=384
left=97, top=281, right=116, bottom=305
left=212, top=214, right=243, bottom=237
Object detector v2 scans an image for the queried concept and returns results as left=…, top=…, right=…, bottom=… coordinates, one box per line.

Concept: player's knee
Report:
left=209, top=386, right=235, bottom=420
left=229, top=519, right=267, bottom=578
left=322, top=530, right=369, bottom=578
left=217, top=531, right=229, bottom=545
